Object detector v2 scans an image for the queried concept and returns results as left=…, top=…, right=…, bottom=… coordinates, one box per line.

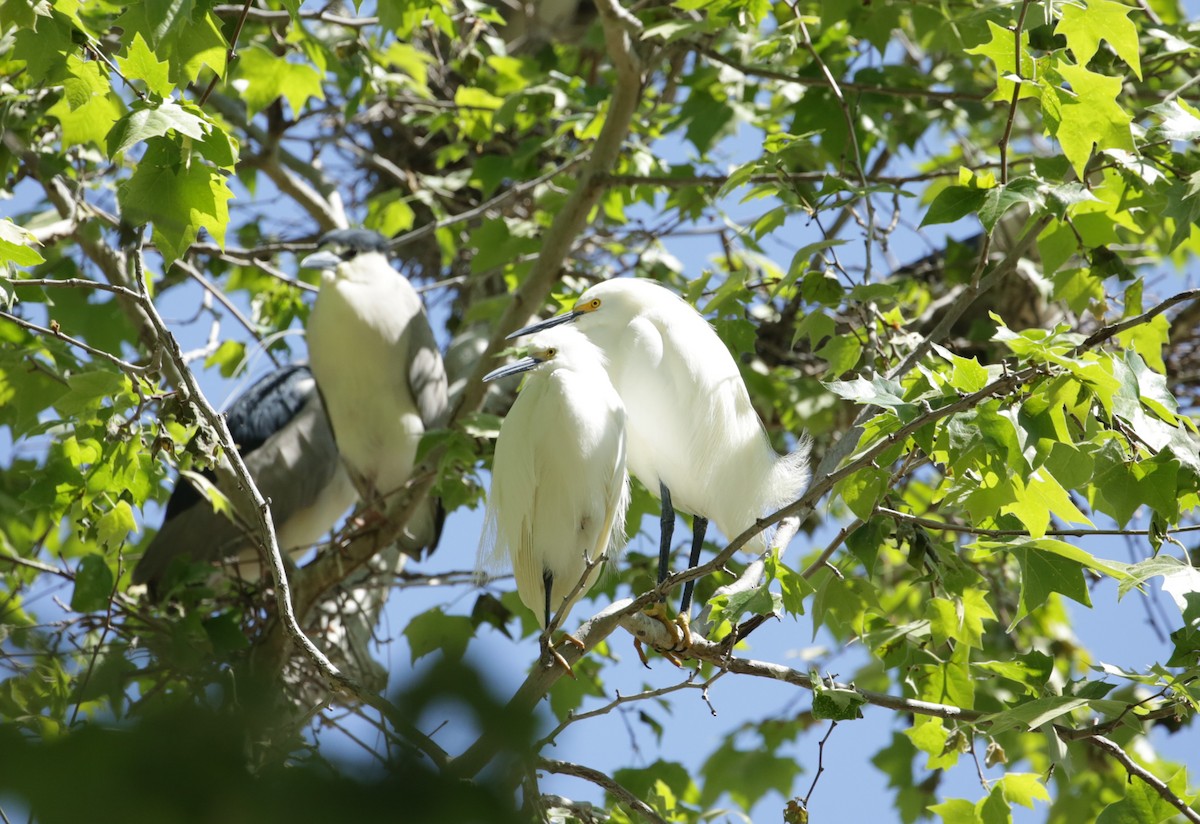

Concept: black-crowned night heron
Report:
left=302, top=229, right=449, bottom=556
left=134, top=364, right=357, bottom=592
left=509, top=278, right=811, bottom=644
left=478, top=325, right=629, bottom=670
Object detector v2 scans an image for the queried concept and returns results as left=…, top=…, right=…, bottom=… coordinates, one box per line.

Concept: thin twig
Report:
left=6, top=279, right=141, bottom=301
left=997, top=0, right=1034, bottom=185
left=197, top=0, right=254, bottom=107
left=0, top=312, right=153, bottom=376
left=802, top=721, right=838, bottom=806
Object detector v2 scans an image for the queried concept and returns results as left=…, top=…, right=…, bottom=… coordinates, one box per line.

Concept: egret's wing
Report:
left=596, top=405, right=631, bottom=563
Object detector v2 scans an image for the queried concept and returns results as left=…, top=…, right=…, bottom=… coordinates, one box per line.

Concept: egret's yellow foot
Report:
left=542, top=635, right=578, bottom=679
left=640, top=603, right=685, bottom=666
left=557, top=632, right=586, bottom=652
left=671, top=611, right=694, bottom=654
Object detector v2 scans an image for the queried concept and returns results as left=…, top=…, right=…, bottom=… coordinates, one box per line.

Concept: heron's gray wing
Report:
left=132, top=474, right=253, bottom=588
left=242, top=390, right=353, bottom=552
left=134, top=384, right=353, bottom=590
left=405, top=308, right=450, bottom=429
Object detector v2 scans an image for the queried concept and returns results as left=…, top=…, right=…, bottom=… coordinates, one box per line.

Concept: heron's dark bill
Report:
left=300, top=250, right=343, bottom=270
left=506, top=309, right=582, bottom=340
left=483, top=356, right=543, bottom=382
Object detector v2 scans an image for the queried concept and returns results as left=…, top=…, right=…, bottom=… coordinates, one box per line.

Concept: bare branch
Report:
left=539, top=758, right=667, bottom=824
left=1087, top=735, right=1200, bottom=823
left=449, top=0, right=645, bottom=419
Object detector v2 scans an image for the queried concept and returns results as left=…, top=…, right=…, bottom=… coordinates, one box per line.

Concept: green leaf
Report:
left=998, top=773, right=1050, bottom=810
left=1095, top=769, right=1179, bottom=823
left=814, top=333, right=861, bottom=375
left=71, top=554, right=115, bottom=612
left=403, top=607, right=473, bottom=663
left=1000, top=469, right=1092, bottom=539
left=0, top=220, right=45, bottom=267
left=1011, top=545, right=1091, bottom=626
left=965, top=20, right=1037, bottom=102
left=699, top=738, right=802, bottom=809
left=978, top=177, right=1045, bottom=232
left=140, top=0, right=195, bottom=48
left=929, top=798, right=979, bottom=824
left=767, top=548, right=815, bottom=616
left=237, top=45, right=325, bottom=118
left=1050, top=64, right=1135, bottom=178
left=117, top=138, right=232, bottom=265
left=920, top=185, right=988, bottom=227
left=811, top=676, right=866, bottom=721
left=706, top=581, right=779, bottom=628
left=95, top=500, right=136, bottom=551
left=1147, top=99, right=1200, bottom=142
left=1057, top=0, right=1142, bottom=80
left=926, top=589, right=995, bottom=649
left=48, top=59, right=122, bottom=149
left=116, top=32, right=174, bottom=97
left=106, top=100, right=208, bottom=158
left=982, top=696, right=1089, bottom=734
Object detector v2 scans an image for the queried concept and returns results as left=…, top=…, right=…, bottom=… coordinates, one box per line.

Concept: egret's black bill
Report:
left=484, top=356, right=542, bottom=382
left=507, top=310, right=581, bottom=340
left=300, top=250, right=342, bottom=270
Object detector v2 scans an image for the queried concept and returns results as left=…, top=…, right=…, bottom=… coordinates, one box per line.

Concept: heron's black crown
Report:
left=316, top=228, right=389, bottom=259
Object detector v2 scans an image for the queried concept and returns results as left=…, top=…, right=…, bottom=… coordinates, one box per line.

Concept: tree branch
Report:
left=449, top=0, right=644, bottom=419
left=538, top=758, right=668, bottom=824
left=1086, top=735, right=1200, bottom=823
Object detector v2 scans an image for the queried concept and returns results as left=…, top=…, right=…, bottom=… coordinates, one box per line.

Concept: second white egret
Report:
left=479, top=326, right=630, bottom=670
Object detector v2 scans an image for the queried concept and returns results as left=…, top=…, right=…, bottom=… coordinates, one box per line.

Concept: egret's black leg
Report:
left=543, top=570, right=554, bottom=632
left=658, top=482, right=675, bottom=585
left=679, top=516, right=709, bottom=615
left=542, top=570, right=578, bottom=677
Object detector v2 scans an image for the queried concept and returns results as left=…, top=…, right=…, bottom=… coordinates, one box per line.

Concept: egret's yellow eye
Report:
left=588, top=298, right=602, bottom=310
left=546, top=347, right=558, bottom=358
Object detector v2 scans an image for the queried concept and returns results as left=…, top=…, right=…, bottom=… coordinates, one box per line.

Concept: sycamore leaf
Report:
left=117, top=138, right=232, bottom=265
left=0, top=219, right=45, bottom=267
left=1057, top=0, right=1142, bottom=80
left=965, top=21, right=1037, bottom=102
left=71, top=554, right=115, bottom=612
left=403, top=607, right=473, bottom=663
left=1000, top=469, right=1092, bottom=539
left=1147, top=99, right=1200, bottom=142
left=978, top=177, right=1045, bottom=232
left=237, top=45, right=325, bottom=117
left=982, top=696, right=1090, bottom=734
left=1095, top=772, right=1180, bottom=823
left=107, top=99, right=208, bottom=158
left=1050, top=64, right=1135, bottom=178
left=999, top=774, right=1050, bottom=810
left=1011, top=545, right=1091, bottom=626
left=116, top=32, right=174, bottom=97
left=95, top=499, right=136, bottom=550
left=920, top=185, right=987, bottom=227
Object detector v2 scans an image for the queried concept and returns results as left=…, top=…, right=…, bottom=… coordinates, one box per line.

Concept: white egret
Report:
left=479, top=326, right=630, bottom=670
left=509, top=278, right=810, bottom=643
left=134, top=364, right=357, bottom=594
left=302, top=229, right=450, bottom=555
